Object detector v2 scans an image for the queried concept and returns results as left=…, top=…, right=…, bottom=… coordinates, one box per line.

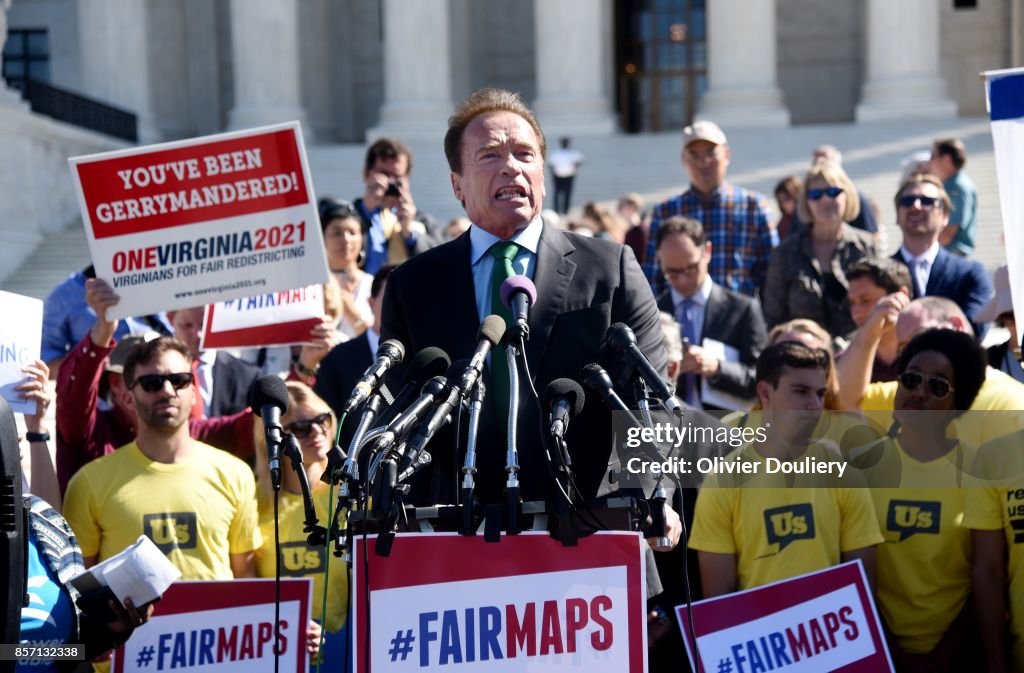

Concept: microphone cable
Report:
left=273, top=486, right=281, bottom=673
left=314, top=409, right=346, bottom=673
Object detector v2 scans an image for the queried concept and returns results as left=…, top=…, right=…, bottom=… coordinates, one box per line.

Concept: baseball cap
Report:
left=683, top=120, right=728, bottom=148
left=106, top=332, right=162, bottom=374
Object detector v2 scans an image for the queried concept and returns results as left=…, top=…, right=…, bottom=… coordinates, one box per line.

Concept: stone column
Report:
left=77, top=0, right=160, bottom=142
left=532, top=0, right=616, bottom=135
left=367, top=0, right=452, bottom=141
left=226, top=0, right=307, bottom=132
left=698, top=0, right=789, bottom=127
left=856, top=0, right=956, bottom=121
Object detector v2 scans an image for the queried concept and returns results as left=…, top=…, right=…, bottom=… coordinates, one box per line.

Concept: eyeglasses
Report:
left=286, top=412, right=332, bottom=439
left=807, top=186, right=844, bottom=201
left=664, top=261, right=703, bottom=278
left=897, top=195, right=941, bottom=210
left=898, top=371, right=954, bottom=399
left=129, top=372, right=194, bottom=393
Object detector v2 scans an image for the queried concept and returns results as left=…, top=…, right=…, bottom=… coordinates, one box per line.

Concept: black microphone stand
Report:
left=281, top=433, right=327, bottom=547
left=501, top=326, right=528, bottom=536
left=460, top=379, right=486, bottom=535
left=633, top=378, right=670, bottom=548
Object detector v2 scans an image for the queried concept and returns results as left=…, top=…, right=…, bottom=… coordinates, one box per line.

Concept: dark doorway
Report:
left=615, top=0, right=707, bottom=133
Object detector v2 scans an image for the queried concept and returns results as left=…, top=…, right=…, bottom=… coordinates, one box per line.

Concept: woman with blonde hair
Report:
left=254, top=382, right=348, bottom=663
left=762, top=161, right=875, bottom=339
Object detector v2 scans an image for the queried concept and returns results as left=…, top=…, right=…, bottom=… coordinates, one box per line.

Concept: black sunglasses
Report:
left=898, top=371, right=954, bottom=399
left=130, top=372, right=194, bottom=393
left=286, top=412, right=332, bottom=439
left=807, top=186, right=844, bottom=201
left=897, top=195, right=941, bottom=209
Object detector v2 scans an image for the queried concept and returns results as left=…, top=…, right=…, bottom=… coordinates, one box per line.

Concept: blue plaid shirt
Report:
left=643, top=182, right=778, bottom=297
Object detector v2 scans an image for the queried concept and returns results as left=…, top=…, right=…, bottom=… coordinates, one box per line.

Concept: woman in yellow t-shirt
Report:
left=864, top=329, right=986, bottom=671
left=254, top=382, right=349, bottom=665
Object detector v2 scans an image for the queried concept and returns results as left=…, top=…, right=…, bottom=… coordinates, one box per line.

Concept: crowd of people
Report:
left=13, top=87, right=1024, bottom=673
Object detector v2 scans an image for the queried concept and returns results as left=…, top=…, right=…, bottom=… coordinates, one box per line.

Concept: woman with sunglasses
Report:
left=857, top=329, right=986, bottom=672
left=762, top=160, right=876, bottom=340
left=254, top=382, right=348, bottom=667
left=320, top=199, right=374, bottom=342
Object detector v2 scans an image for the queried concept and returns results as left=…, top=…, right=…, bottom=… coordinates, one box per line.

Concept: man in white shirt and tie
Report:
left=890, top=174, right=991, bottom=338
left=654, top=216, right=766, bottom=411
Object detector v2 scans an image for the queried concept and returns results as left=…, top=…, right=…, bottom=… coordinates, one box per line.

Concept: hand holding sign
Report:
left=17, top=359, right=52, bottom=432
left=294, top=319, right=338, bottom=381
left=85, top=277, right=121, bottom=346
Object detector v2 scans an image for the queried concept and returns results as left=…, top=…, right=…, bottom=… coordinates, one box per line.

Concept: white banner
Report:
left=0, top=290, right=42, bottom=415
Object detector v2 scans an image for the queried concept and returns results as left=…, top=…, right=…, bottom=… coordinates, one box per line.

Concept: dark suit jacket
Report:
left=381, top=224, right=667, bottom=504
left=314, top=332, right=374, bottom=447
left=657, top=284, right=766, bottom=410
left=891, top=247, right=992, bottom=337
left=209, top=352, right=261, bottom=418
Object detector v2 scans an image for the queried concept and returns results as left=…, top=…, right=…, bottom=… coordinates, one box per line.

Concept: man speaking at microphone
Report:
left=380, top=88, right=679, bottom=548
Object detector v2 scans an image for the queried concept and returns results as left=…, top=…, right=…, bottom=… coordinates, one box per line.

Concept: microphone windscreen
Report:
left=447, top=359, right=471, bottom=381
left=378, top=338, right=405, bottom=363
left=249, top=375, right=289, bottom=418
left=500, top=275, right=537, bottom=309
left=544, top=378, right=586, bottom=416
left=478, top=315, right=507, bottom=346
left=406, top=347, right=451, bottom=383
left=604, top=322, right=637, bottom=352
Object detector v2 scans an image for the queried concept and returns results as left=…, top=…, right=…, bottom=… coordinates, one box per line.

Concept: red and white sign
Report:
left=113, top=578, right=311, bottom=673
left=353, top=531, right=647, bottom=673
left=69, top=123, right=329, bottom=321
left=677, top=561, right=893, bottom=673
left=200, top=284, right=324, bottom=350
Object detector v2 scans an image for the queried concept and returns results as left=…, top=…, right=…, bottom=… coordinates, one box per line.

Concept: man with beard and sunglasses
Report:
left=63, top=336, right=262, bottom=582
left=55, top=278, right=255, bottom=497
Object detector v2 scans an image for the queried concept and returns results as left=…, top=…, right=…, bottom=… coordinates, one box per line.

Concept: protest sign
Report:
left=113, top=578, right=310, bottom=673
left=677, top=561, right=893, bottom=673
left=69, top=123, right=329, bottom=321
left=0, top=290, right=42, bottom=415
left=987, top=67, right=1024, bottom=329
left=201, top=284, right=324, bottom=350
left=352, top=531, right=647, bottom=673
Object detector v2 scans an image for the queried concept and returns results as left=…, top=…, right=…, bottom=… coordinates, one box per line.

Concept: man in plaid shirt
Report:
left=643, top=121, right=778, bottom=298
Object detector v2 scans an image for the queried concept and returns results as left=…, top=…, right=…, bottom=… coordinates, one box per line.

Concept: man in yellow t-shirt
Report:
left=64, top=336, right=261, bottom=578
left=963, top=429, right=1024, bottom=672
left=690, top=341, right=882, bottom=597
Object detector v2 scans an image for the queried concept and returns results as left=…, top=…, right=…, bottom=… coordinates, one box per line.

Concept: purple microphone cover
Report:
left=500, top=275, right=537, bottom=309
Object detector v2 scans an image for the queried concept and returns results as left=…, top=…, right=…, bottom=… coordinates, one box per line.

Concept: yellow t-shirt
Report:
left=255, top=487, right=348, bottom=633
left=868, top=439, right=972, bottom=654
left=862, top=367, right=1024, bottom=447
left=688, top=443, right=883, bottom=591
left=64, top=440, right=262, bottom=580
left=962, top=429, right=1024, bottom=671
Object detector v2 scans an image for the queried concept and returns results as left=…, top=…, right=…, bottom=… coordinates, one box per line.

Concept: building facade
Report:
left=4, top=0, right=1019, bottom=144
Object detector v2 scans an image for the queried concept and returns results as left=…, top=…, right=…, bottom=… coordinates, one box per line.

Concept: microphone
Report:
left=580, top=363, right=632, bottom=415
left=398, top=360, right=469, bottom=477
left=374, top=376, right=449, bottom=457
left=458, top=315, right=506, bottom=395
left=375, top=347, right=450, bottom=429
left=500, top=276, right=537, bottom=338
left=342, top=339, right=405, bottom=415
left=604, top=323, right=683, bottom=416
left=544, top=378, right=586, bottom=439
left=249, top=375, right=290, bottom=491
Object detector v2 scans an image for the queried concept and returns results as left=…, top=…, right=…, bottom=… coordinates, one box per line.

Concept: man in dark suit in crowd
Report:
left=380, top=88, right=677, bottom=543
left=890, top=173, right=992, bottom=338
left=168, top=307, right=261, bottom=418
left=654, top=216, right=765, bottom=411
left=314, top=264, right=395, bottom=446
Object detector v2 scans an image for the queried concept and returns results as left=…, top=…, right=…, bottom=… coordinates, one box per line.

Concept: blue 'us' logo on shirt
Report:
left=763, top=504, right=815, bottom=550
left=886, top=500, right=940, bottom=541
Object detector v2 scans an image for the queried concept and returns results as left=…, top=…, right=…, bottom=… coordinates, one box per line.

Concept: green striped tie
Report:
left=489, top=241, right=519, bottom=421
